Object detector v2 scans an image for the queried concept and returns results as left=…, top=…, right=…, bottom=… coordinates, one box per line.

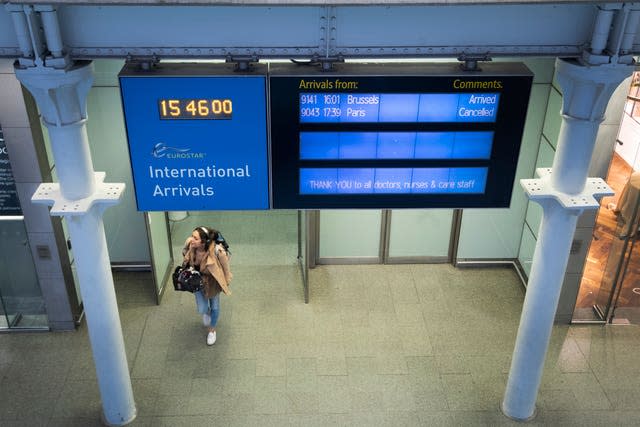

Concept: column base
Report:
left=501, top=402, right=537, bottom=422
left=101, top=408, right=137, bottom=427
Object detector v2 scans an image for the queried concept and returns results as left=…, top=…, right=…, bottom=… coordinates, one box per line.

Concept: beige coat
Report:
left=183, top=241, right=232, bottom=298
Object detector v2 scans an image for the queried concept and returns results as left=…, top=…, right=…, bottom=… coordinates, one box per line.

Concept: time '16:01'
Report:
left=158, top=99, right=233, bottom=120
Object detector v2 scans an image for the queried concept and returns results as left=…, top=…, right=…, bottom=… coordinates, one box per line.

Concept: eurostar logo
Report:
left=151, top=142, right=190, bottom=158
left=151, top=142, right=206, bottom=159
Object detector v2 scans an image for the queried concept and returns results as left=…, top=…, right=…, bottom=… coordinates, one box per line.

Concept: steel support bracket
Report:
left=225, top=54, right=259, bottom=71
left=310, top=53, right=344, bottom=71
left=520, top=167, right=613, bottom=210
left=458, top=53, right=491, bottom=71
left=125, top=54, right=160, bottom=71
left=31, top=172, right=125, bottom=216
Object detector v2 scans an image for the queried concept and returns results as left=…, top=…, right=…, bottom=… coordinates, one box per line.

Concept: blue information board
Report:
left=270, top=63, right=533, bottom=209
left=119, top=63, right=269, bottom=211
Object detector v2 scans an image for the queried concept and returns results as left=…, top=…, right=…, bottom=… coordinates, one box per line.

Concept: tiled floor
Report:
left=1, top=213, right=639, bottom=426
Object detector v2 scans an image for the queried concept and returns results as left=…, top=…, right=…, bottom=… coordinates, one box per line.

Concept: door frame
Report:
left=384, top=208, right=461, bottom=265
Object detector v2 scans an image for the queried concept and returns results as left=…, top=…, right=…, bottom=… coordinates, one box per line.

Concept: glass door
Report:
left=573, top=77, right=640, bottom=322
left=0, top=124, right=48, bottom=329
left=0, top=219, right=47, bottom=329
left=609, top=233, right=640, bottom=324
left=596, top=181, right=640, bottom=324
left=145, top=212, right=173, bottom=303
left=318, top=210, right=384, bottom=263
left=386, top=209, right=455, bottom=263
left=0, top=262, right=9, bottom=328
left=317, top=209, right=457, bottom=264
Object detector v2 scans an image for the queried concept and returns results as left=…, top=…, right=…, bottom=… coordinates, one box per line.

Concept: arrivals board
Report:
left=269, top=63, right=533, bottom=209
left=119, top=63, right=269, bottom=211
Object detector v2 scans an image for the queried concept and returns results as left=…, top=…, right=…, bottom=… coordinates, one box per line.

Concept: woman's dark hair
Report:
left=194, top=226, right=230, bottom=253
left=194, top=227, right=212, bottom=250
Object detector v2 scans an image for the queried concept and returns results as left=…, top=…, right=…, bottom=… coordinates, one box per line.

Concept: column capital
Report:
left=15, top=60, right=97, bottom=200
left=14, top=60, right=93, bottom=127
left=555, top=58, right=634, bottom=121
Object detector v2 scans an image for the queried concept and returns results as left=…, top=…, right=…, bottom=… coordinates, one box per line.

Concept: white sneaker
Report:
left=206, top=331, right=217, bottom=346
left=202, top=313, right=211, bottom=326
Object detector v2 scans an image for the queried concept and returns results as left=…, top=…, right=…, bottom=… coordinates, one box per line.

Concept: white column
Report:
left=168, top=211, right=188, bottom=221
left=15, top=61, right=136, bottom=426
left=502, top=58, right=633, bottom=420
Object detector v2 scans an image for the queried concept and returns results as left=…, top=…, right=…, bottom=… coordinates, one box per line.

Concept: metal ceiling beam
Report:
left=0, top=3, right=637, bottom=60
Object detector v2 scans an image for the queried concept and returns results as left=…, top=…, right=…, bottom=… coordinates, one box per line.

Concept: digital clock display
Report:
left=158, top=98, right=232, bottom=120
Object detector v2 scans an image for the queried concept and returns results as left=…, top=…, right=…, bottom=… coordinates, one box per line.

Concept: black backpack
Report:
left=214, top=231, right=231, bottom=256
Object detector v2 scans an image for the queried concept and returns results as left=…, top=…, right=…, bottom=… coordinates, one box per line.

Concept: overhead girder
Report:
left=0, top=3, right=639, bottom=63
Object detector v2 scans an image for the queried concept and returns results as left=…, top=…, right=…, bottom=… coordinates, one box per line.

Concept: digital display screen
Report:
left=299, top=131, right=494, bottom=160
left=158, top=98, right=232, bottom=120
left=270, top=63, right=533, bottom=209
left=299, top=93, right=499, bottom=123
left=119, top=63, right=269, bottom=211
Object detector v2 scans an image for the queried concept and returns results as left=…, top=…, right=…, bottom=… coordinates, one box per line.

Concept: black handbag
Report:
left=172, top=265, right=203, bottom=293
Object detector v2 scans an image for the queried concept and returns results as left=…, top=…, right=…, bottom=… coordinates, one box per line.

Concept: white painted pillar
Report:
left=502, top=58, right=633, bottom=420
left=15, top=61, right=136, bottom=426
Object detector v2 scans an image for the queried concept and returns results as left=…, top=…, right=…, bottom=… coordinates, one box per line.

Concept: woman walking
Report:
left=182, top=226, right=232, bottom=345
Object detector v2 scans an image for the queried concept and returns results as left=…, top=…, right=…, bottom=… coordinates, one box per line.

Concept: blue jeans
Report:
left=195, top=291, right=220, bottom=327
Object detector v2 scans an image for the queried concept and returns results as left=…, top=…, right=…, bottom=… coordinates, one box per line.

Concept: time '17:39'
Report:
left=300, top=107, right=342, bottom=118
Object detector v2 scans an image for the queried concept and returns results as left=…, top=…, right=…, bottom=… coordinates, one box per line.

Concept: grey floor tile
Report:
left=289, top=413, right=353, bottom=427
left=350, top=390, right=384, bottom=413
left=352, top=411, right=421, bottom=426
left=379, top=375, right=418, bottom=412
left=415, top=411, right=456, bottom=426
left=604, top=387, right=640, bottom=410
left=287, top=391, right=319, bottom=414
left=255, top=343, right=287, bottom=377
left=131, top=345, right=168, bottom=379
left=254, top=389, right=290, bottom=415
left=317, top=375, right=352, bottom=414
left=538, top=388, right=581, bottom=410
left=286, top=366, right=318, bottom=393
left=255, top=376, right=288, bottom=415
left=1, top=419, right=49, bottom=427
left=316, top=352, right=348, bottom=376
left=413, top=388, right=449, bottom=411
left=47, top=417, right=104, bottom=427
left=375, top=353, right=409, bottom=375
